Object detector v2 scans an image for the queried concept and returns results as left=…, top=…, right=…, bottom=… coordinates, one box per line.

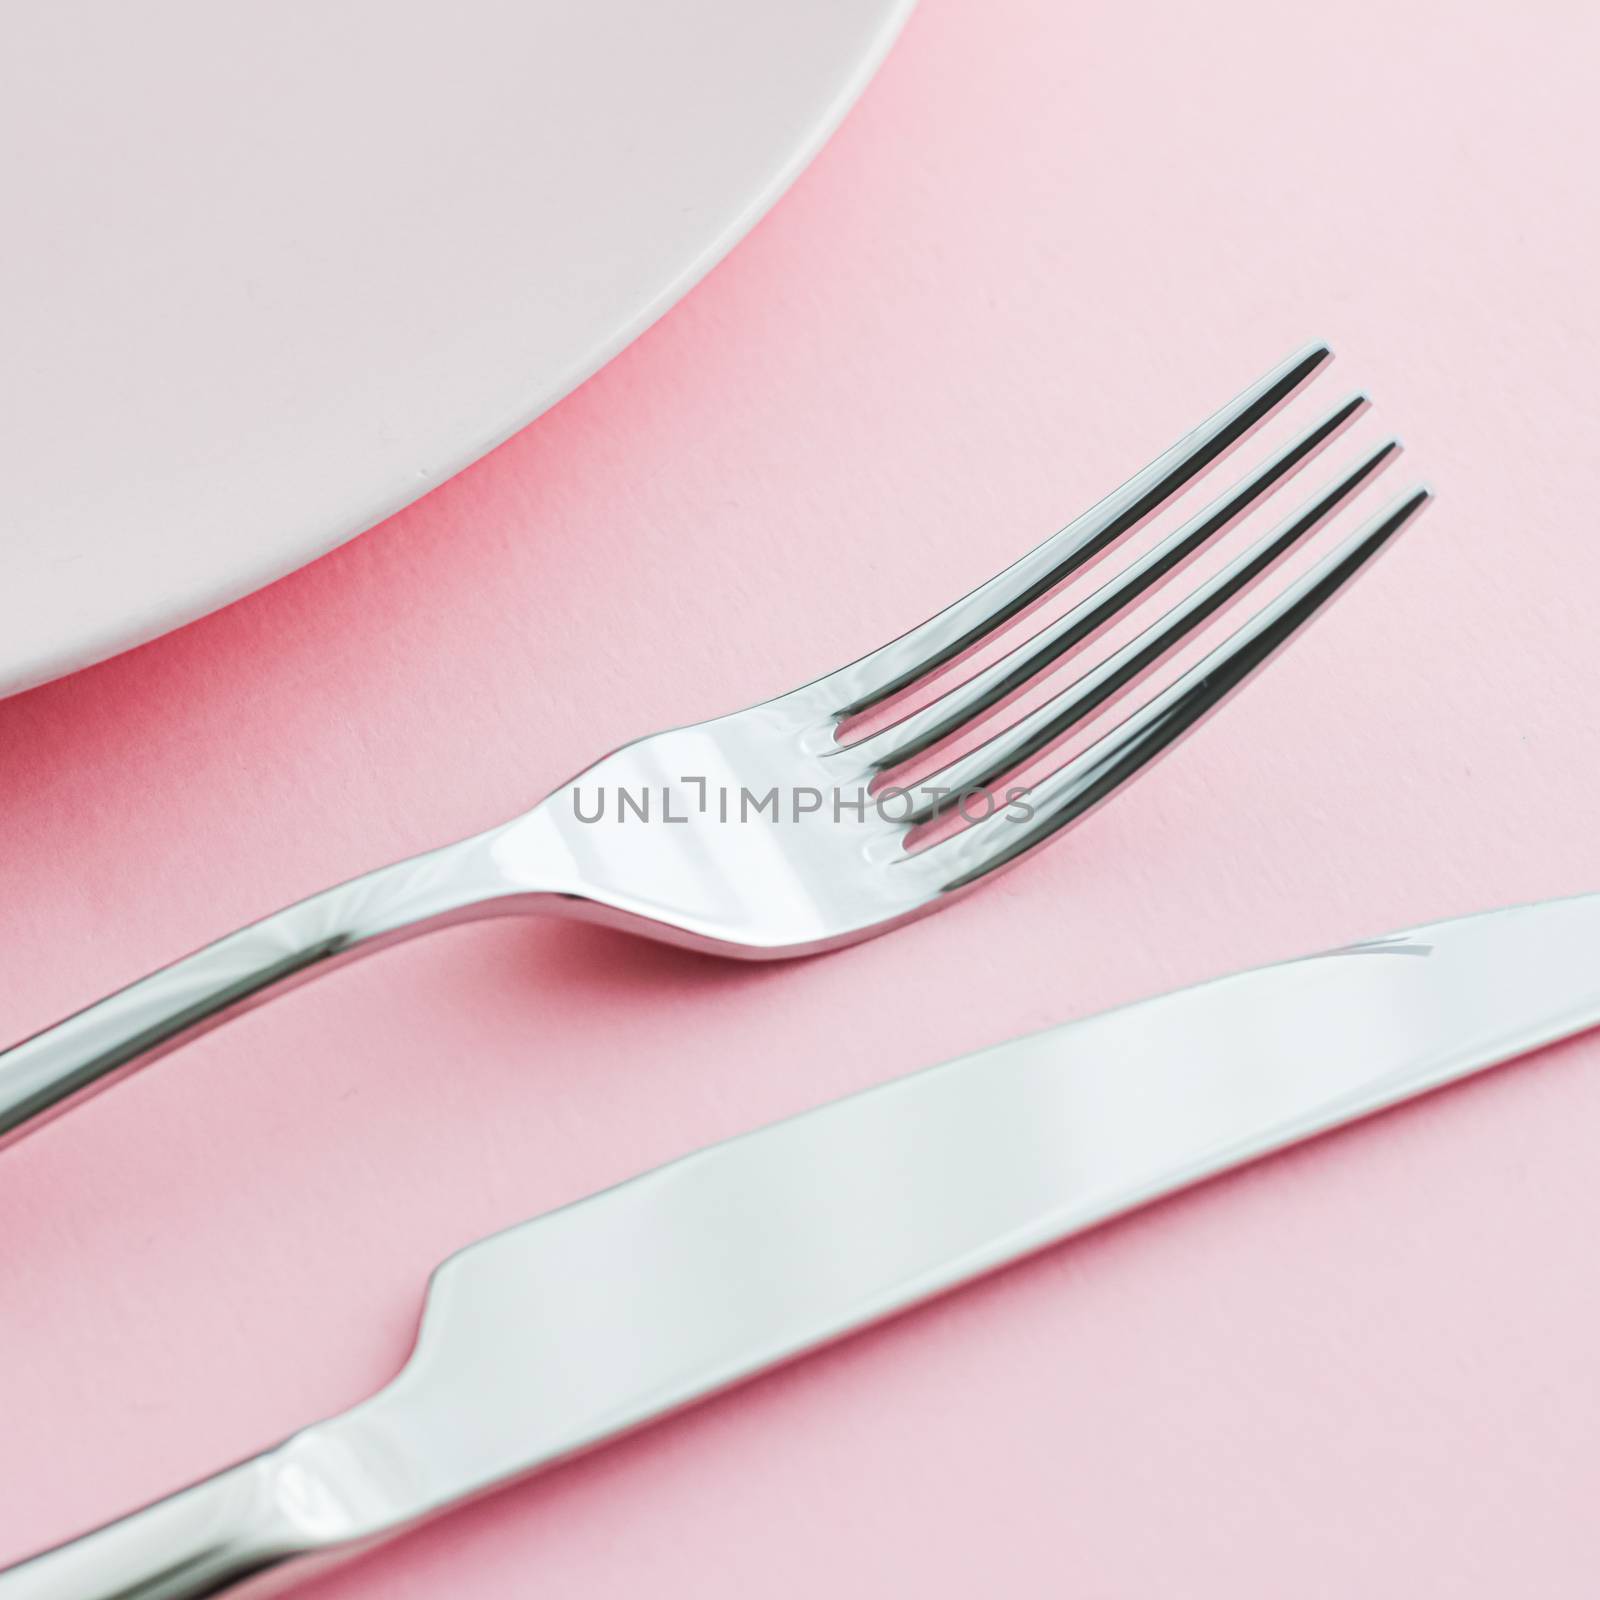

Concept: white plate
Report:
left=0, top=0, right=912, bottom=698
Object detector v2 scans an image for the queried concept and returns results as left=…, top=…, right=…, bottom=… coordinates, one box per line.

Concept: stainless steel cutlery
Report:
left=7, top=895, right=1595, bottom=1600
left=0, top=343, right=1429, bottom=1146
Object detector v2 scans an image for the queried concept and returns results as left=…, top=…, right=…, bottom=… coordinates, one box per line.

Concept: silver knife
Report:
left=6, top=894, right=1599, bottom=1599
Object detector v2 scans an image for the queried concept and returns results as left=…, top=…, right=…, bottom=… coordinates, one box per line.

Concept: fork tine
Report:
left=909, top=486, right=1432, bottom=891
left=898, top=439, right=1401, bottom=825
left=843, top=393, right=1369, bottom=775
left=821, top=342, right=1332, bottom=717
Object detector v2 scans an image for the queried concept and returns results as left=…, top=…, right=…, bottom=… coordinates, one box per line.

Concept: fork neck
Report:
left=0, top=824, right=554, bottom=1149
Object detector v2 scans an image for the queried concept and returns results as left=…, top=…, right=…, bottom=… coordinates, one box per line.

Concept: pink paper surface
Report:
left=4, top=1, right=1600, bottom=1593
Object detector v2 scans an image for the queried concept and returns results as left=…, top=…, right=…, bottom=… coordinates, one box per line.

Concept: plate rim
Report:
left=4, top=0, right=916, bottom=701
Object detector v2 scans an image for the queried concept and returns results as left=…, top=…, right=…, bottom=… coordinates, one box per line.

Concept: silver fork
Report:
left=0, top=344, right=1429, bottom=1147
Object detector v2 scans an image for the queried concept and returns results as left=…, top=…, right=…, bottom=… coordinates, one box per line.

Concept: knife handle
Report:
left=0, top=1427, right=390, bottom=1600
left=0, top=826, right=537, bottom=1151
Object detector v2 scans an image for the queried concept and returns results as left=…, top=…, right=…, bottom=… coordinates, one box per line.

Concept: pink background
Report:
left=5, top=0, right=1600, bottom=1593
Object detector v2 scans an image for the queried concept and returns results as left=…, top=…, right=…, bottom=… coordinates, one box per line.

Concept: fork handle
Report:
left=0, top=829, right=529, bottom=1149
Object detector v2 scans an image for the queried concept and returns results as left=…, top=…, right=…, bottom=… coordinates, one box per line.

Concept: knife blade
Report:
left=7, top=894, right=1599, bottom=1600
